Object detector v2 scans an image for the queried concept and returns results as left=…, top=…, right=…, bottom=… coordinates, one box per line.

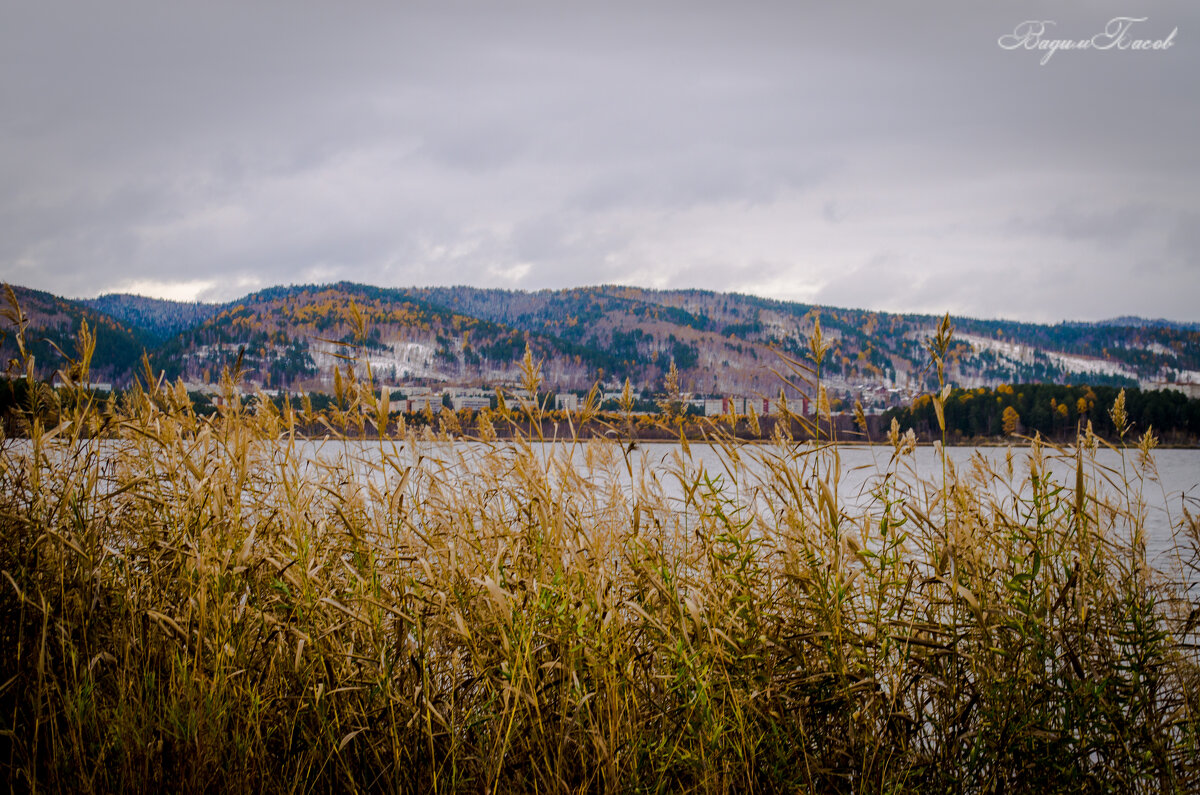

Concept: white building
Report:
left=451, top=395, right=492, bottom=411
left=53, top=380, right=114, bottom=392
left=404, top=394, right=443, bottom=413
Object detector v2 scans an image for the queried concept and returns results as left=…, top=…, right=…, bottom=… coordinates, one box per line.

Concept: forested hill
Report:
left=3, top=281, right=1199, bottom=406
left=0, top=285, right=148, bottom=383
left=81, top=293, right=223, bottom=341
left=400, top=284, right=1200, bottom=394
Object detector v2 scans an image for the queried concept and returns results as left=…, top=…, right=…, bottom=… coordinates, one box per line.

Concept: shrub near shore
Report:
left=1, top=308, right=1198, bottom=792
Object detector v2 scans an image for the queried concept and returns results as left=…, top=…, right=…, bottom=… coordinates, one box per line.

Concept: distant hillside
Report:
left=6, top=281, right=1200, bottom=404
left=82, top=293, right=222, bottom=341
left=0, top=285, right=148, bottom=383
left=404, top=285, right=1200, bottom=394
left=146, top=282, right=576, bottom=391
left=1094, top=316, right=1200, bottom=332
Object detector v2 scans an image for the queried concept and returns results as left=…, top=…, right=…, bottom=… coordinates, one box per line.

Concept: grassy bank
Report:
left=1, top=313, right=1198, bottom=793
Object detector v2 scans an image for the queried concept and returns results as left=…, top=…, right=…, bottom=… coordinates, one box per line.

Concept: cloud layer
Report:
left=2, top=1, right=1197, bottom=322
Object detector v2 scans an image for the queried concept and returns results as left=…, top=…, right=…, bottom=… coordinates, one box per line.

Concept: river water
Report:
left=10, top=435, right=1197, bottom=587
left=295, top=438, right=1199, bottom=585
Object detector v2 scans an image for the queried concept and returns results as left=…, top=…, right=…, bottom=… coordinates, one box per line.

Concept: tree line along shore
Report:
left=4, top=376, right=1200, bottom=446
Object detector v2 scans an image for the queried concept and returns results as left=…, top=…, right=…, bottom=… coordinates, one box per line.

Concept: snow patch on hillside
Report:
left=310, top=339, right=440, bottom=380
left=958, top=334, right=1138, bottom=379
left=1137, top=342, right=1176, bottom=357
left=1046, top=352, right=1137, bottom=379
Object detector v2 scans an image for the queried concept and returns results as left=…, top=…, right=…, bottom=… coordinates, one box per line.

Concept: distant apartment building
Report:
left=403, top=394, right=442, bottom=413
left=53, top=380, right=113, bottom=392
left=705, top=395, right=810, bottom=417
left=451, top=395, right=492, bottom=411
left=701, top=397, right=759, bottom=416
left=701, top=396, right=791, bottom=416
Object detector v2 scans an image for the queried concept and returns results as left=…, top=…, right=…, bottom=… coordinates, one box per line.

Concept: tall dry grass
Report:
left=1, top=300, right=1198, bottom=793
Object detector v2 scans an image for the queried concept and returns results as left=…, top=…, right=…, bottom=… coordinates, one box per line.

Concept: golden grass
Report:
left=1, top=305, right=1198, bottom=793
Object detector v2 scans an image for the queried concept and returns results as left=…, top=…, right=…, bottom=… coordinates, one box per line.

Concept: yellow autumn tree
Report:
left=1002, top=405, right=1020, bottom=436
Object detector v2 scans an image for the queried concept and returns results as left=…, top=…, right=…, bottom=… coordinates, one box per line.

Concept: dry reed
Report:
left=1, top=302, right=1198, bottom=793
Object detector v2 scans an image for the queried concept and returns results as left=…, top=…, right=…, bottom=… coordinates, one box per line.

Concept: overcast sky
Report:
left=2, top=1, right=1197, bottom=322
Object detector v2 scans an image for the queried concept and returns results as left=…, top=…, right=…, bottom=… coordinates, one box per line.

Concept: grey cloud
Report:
left=1005, top=203, right=1158, bottom=246
left=1, top=1, right=1198, bottom=320
left=1167, top=212, right=1200, bottom=265
left=813, top=253, right=933, bottom=313
left=570, top=151, right=832, bottom=213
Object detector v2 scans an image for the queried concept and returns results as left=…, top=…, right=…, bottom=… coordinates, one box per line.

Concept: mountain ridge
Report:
left=4, top=282, right=1199, bottom=406
left=80, top=293, right=224, bottom=341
